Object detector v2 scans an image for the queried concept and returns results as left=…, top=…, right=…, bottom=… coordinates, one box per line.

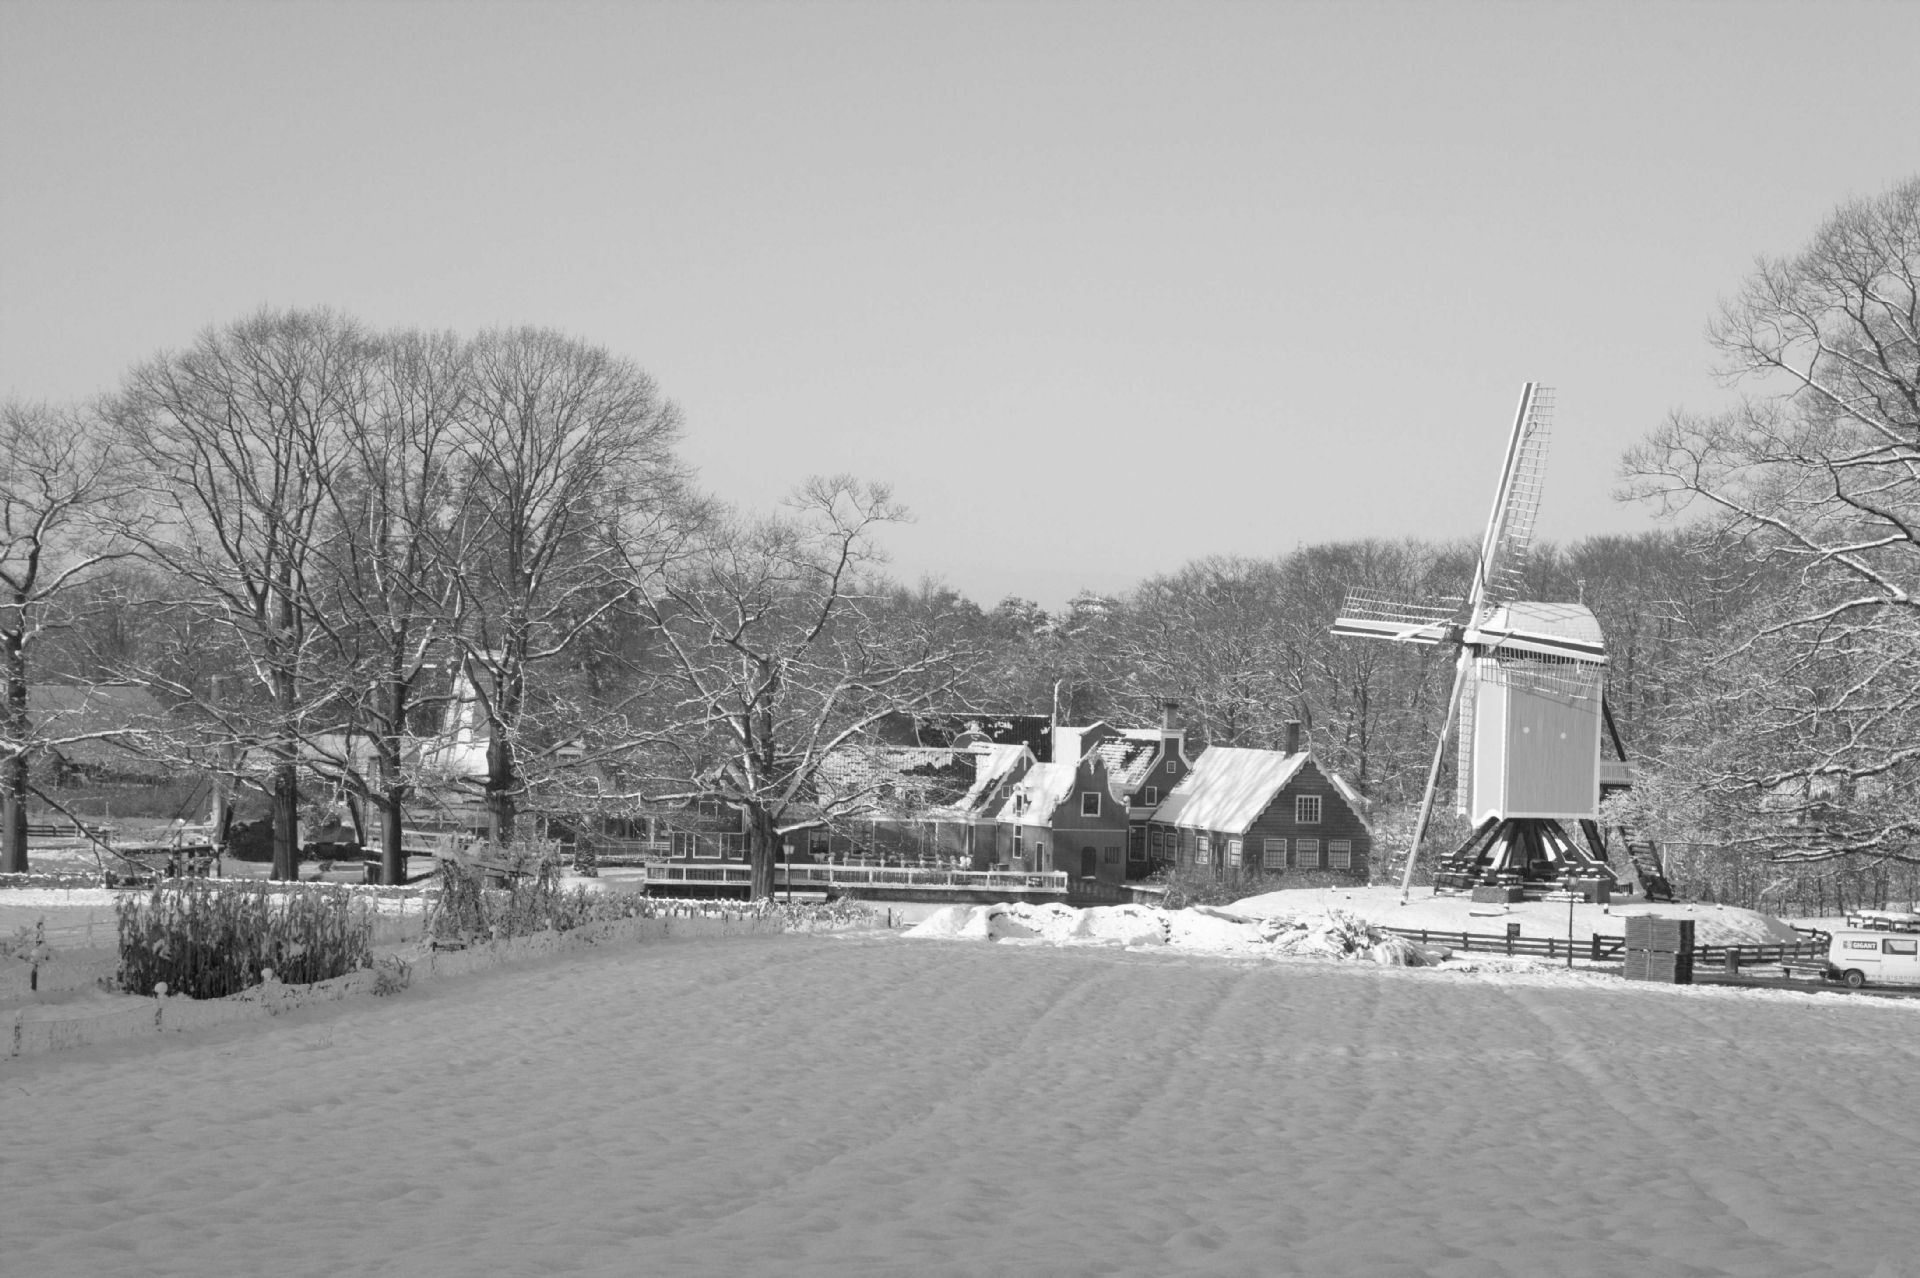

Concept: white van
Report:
left=1827, top=929, right=1920, bottom=988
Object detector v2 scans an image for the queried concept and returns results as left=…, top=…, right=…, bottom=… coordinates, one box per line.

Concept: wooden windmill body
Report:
left=1333, top=385, right=1621, bottom=899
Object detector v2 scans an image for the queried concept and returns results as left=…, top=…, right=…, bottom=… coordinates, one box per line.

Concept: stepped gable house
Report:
left=1147, top=723, right=1370, bottom=881
left=1051, top=711, right=1195, bottom=879
left=986, top=744, right=1132, bottom=886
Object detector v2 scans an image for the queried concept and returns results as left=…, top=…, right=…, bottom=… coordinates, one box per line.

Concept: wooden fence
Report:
left=1378, top=926, right=1830, bottom=968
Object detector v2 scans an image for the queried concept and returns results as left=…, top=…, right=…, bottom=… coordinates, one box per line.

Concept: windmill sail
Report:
left=1330, top=591, right=1460, bottom=645
left=1476, top=384, right=1554, bottom=609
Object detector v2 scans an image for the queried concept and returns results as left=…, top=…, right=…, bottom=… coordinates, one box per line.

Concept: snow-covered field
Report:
left=7, top=924, right=1920, bottom=1277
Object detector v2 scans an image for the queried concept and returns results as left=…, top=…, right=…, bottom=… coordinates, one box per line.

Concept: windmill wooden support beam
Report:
left=1432, top=817, right=1621, bottom=895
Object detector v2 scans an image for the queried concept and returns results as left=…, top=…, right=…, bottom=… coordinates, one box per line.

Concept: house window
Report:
left=1195, top=835, right=1211, bottom=866
left=1262, top=838, right=1286, bottom=870
left=1105, top=846, right=1120, bottom=865
left=698, top=800, right=721, bottom=820
left=1165, top=759, right=1177, bottom=774
left=722, top=833, right=746, bottom=859
left=1149, top=828, right=1163, bottom=857
left=1129, top=829, right=1147, bottom=863
left=694, top=836, right=722, bottom=860
left=1144, top=786, right=1158, bottom=806
left=1227, top=838, right=1242, bottom=869
left=1014, top=827, right=1024, bottom=857
left=1295, top=794, right=1322, bottom=824
left=1328, top=839, right=1352, bottom=870
left=1294, top=838, right=1320, bottom=870
left=1081, top=792, right=1100, bottom=818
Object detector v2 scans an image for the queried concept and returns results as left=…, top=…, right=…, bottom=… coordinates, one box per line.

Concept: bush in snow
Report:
left=115, top=879, right=374, bottom=998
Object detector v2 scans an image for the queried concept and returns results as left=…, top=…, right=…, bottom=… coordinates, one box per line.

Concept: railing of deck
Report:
left=641, top=863, right=1071, bottom=893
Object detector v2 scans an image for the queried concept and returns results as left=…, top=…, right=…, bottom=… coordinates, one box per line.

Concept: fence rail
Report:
left=1378, top=925, right=1830, bottom=967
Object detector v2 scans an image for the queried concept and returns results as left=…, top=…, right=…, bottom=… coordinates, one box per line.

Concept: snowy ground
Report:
left=1230, top=885, right=1805, bottom=946
left=7, top=928, right=1920, bottom=1276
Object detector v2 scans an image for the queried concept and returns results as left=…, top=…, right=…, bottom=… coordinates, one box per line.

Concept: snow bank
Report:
left=904, top=901, right=1429, bottom=965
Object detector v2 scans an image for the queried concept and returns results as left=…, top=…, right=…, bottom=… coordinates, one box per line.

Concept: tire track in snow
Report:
left=1498, top=982, right=1865, bottom=1273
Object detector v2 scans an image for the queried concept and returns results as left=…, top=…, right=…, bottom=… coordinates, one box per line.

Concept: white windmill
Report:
left=1333, top=384, right=1621, bottom=900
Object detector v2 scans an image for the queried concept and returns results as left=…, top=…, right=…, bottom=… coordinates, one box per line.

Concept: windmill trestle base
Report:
left=1431, top=816, right=1622, bottom=895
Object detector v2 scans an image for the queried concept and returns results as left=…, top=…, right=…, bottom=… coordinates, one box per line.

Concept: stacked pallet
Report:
left=1622, top=915, right=1694, bottom=983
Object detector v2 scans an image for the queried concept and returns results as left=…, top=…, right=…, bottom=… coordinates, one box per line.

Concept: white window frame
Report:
left=1294, top=837, right=1320, bottom=870
left=1195, top=835, right=1211, bottom=867
left=1166, top=759, right=1178, bottom=774
left=1262, top=837, right=1286, bottom=870
left=1081, top=792, right=1101, bottom=818
left=1227, top=838, right=1242, bottom=868
left=1295, top=794, right=1323, bottom=825
left=1144, top=785, right=1158, bottom=806
left=1328, top=839, right=1352, bottom=870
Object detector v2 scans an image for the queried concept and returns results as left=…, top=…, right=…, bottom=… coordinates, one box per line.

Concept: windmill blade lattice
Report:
left=1480, top=385, right=1554, bottom=606
left=1330, top=590, right=1463, bottom=644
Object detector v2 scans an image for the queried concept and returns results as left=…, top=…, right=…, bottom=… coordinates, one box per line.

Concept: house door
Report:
left=1080, top=847, right=1097, bottom=879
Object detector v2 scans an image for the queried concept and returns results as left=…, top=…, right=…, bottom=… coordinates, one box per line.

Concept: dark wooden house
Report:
left=986, top=746, right=1133, bottom=887
left=1146, top=740, right=1370, bottom=883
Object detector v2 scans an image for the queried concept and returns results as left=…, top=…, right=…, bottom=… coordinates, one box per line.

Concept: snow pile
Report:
left=904, top=901, right=1427, bottom=965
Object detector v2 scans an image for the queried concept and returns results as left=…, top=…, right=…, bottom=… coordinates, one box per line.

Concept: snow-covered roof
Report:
left=1094, top=735, right=1162, bottom=794
left=937, top=743, right=1035, bottom=819
left=812, top=746, right=975, bottom=813
left=1477, top=601, right=1605, bottom=659
left=993, top=759, right=1082, bottom=828
left=1151, top=747, right=1309, bottom=835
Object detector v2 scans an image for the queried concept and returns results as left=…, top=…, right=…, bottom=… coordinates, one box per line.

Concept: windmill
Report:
left=1333, top=384, right=1621, bottom=901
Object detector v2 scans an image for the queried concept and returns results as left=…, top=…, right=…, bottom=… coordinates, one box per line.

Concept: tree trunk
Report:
left=484, top=649, right=524, bottom=845
left=3, top=624, right=28, bottom=874
left=380, top=799, right=405, bottom=885
left=271, top=756, right=299, bottom=881
left=747, top=806, right=778, bottom=900
left=2, top=752, right=25, bottom=876
left=374, top=694, right=409, bottom=885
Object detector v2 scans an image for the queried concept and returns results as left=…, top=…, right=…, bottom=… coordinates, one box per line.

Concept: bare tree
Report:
left=113, top=309, right=372, bottom=879
left=1622, top=176, right=1920, bottom=865
left=444, top=327, right=687, bottom=842
left=622, top=477, right=968, bottom=899
left=1, top=401, right=132, bottom=871
left=300, top=328, right=472, bottom=882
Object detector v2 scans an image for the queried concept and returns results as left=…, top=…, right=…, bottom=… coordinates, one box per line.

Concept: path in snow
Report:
left=6, top=932, right=1920, bottom=1277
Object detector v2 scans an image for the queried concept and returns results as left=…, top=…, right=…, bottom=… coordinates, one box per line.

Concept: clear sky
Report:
left=4, top=1, right=1916, bottom=609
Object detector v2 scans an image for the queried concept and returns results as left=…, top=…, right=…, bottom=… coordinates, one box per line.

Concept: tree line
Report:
left=5, top=177, right=1915, bottom=903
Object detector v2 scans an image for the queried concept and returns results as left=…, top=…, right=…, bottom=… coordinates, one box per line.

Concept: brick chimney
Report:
left=1285, top=720, right=1302, bottom=755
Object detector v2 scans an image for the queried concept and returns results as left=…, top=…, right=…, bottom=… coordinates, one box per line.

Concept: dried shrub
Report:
left=115, top=880, right=374, bottom=998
